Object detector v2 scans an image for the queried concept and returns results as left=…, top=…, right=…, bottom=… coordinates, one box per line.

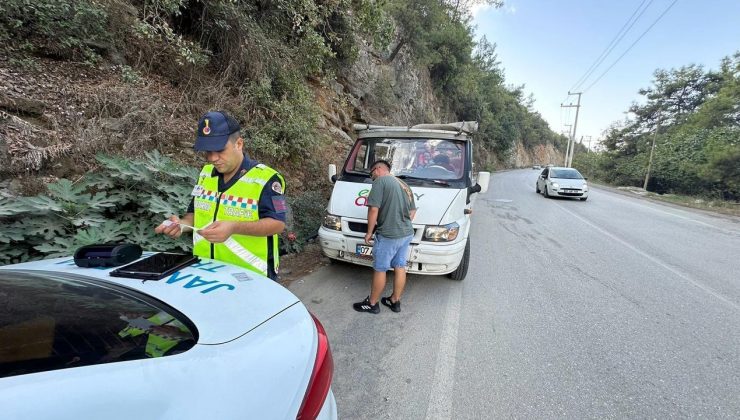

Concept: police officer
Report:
left=155, top=111, right=287, bottom=280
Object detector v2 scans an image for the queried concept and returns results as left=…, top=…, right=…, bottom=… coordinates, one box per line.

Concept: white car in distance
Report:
left=536, top=166, right=589, bottom=201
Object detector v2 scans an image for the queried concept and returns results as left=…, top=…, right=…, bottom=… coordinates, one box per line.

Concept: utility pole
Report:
left=562, top=124, right=573, bottom=166
left=561, top=91, right=582, bottom=168
left=643, top=113, right=662, bottom=190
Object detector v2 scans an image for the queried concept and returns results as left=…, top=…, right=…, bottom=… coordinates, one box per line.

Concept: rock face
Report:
left=512, top=142, right=565, bottom=168
left=337, top=40, right=441, bottom=126
left=317, top=40, right=563, bottom=169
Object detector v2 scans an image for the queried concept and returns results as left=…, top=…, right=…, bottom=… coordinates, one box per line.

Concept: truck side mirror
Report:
left=466, top=171, right=490, bottom=204
left=328, top=164, right=337, bottom=183
left=476, top=171, right=490, bottom=194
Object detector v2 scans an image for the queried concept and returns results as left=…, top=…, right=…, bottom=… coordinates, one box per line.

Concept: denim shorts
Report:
left=372, top=233, right=413, bottom=272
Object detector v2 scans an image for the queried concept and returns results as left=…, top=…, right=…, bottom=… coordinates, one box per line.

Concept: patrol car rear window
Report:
left=0, top=270, right=197, bottom=378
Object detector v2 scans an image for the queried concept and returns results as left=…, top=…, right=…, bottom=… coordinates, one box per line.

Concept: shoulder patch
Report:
left=271, top=181, right=283, bottom=194
left=272, top=196, right=287, bottom=213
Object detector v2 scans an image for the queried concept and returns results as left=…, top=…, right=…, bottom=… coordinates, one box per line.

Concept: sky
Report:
left=472, top=0, right=740, bottom=149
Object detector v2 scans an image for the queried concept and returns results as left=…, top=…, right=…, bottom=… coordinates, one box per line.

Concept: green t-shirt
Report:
left=367, top=175, right=416, bottom=238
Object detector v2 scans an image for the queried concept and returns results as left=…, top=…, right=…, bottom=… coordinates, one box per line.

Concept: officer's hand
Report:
left=198, top=221, right=235, bottom=243
left=155, top=215, right=183, bottom=238
left=364, top=232, right=374, bottom=245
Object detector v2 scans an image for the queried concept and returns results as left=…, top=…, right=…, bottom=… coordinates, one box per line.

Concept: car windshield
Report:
left=550, top=169, right=584, bottom=179
left=343, top=137, right=466, bottom=186
left=0, top=270, right=197, bottom=378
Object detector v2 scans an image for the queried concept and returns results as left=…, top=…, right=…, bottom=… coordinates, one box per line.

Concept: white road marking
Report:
left=425, top=284, right=463, bottom=420
left=594, top=187, right=740, bottom=235
left=555, top=202, right=740, bottom=311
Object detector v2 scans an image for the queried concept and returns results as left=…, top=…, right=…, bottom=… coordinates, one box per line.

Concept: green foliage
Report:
left=0, top=151, right=196, bottom=264
left=237, top=76, right=322, bottom=161
left=593, top=51, right=740, bottom=200
left=282, top=190, right=327, bottom=254
left=0, top=0, right=110, bottom=60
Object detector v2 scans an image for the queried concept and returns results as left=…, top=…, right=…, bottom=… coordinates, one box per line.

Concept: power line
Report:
left=583, top=0, right=680, bottom=93
left=570, top=0, right=654, bottom=92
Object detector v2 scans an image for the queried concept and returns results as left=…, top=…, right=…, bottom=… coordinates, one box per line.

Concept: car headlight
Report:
left=551, top=182, right=560, bottom=189
left=423, top=222, right=460, bottom=242
left=582, top=182, right=588, bottom=190
left=322, top=214, right=341, bottom=230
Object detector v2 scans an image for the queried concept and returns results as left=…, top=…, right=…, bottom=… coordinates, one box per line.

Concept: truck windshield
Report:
left=343, top=138, right=466, bottom=185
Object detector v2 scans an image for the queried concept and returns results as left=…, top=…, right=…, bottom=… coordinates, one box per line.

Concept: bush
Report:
left=0, top=151, right=196, bottom=264
left=0, top=0, right=110, bottom=60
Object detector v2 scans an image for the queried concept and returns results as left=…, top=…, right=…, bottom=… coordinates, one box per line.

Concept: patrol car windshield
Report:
left=0, top=270, right=197, bottom=378
left=343, top=138, right=467, bottom=187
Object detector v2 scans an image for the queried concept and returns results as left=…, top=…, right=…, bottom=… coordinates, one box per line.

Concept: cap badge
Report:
left=203, top=119, right=211, bottom=135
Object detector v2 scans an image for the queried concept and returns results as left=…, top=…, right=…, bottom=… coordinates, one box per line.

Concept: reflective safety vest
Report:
left=118, top=311, right=189, bottom=358
left=192, top=163, right=285, bottom=277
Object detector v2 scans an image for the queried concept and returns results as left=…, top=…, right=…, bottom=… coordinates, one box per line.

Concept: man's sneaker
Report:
left=381, top=296, right=401, bottom=313
left=353, top=296, right=380, bottom=314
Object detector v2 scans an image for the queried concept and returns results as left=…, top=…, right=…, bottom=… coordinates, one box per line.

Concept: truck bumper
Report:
left=318, top=226, right=466, bottom=275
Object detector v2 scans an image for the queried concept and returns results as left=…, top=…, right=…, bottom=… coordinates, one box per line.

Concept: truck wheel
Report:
left=448, top=238, right=470, bottom=281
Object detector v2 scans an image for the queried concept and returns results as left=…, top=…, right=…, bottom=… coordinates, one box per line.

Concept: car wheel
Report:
left=535, top=183, right=540, bottom=194
left=448, top=237, right=470, bottom=281
left=543, top=185, right=550, bottom=198
left=580, top=197, right=588, bottom=201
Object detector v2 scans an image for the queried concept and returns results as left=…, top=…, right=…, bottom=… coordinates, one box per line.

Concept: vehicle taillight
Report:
left=296, top=313, right=334, bottom=420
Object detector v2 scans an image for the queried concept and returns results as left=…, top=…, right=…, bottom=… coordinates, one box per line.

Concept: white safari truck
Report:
left=318, top=122, right=490, bottom=280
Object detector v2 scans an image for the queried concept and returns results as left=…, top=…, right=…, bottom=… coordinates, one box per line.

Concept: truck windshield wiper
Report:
left=397, top=175, right=449, bottom=186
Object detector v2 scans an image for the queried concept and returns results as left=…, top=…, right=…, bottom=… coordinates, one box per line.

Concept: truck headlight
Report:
left=423, top=222, right=460, bottom=242
left=322, top=214, right=341, bottom=231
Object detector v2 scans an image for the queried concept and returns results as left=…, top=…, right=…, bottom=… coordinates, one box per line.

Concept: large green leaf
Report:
left=19, top=195, right=63, bottom=213
left=0, top=199, right=31, bottom=217
left=87, top=191, right=120, bottom=210
left=47, top=179, right=89, bottom=202
left=71, top=212, right=109, bottom=227
left=0, top=221, right=27, bottom=243
left=34, top=236, right=77, bottom=258
left=142, top=192, right=185, bottom=217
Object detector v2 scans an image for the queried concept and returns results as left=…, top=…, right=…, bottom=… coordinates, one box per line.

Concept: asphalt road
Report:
left=290, top=169, right=740, bottom=419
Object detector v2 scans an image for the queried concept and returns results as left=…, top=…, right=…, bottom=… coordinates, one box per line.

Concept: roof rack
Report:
left=352, top=121, right=478, bottom=135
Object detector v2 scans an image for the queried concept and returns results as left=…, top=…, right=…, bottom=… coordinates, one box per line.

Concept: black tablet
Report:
left=109, top=252, right=199, bottom=280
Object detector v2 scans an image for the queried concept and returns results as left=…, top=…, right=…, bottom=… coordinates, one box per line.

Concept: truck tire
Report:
left=448, top=238, right=470, bottom=281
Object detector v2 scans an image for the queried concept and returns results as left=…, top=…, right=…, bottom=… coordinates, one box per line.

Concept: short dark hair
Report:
left=227, top=131, right=241, bottom=143
left=371, top=159, right=391, bottom=171
left=433, top=154, right=450, bottom=164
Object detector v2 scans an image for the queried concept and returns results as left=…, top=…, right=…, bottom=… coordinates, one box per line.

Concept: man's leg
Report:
left=390, top=266, right=406, bottom=303
left=389, top=234, right=413, bottom=303
left=370, top=270, right=387, bottom=305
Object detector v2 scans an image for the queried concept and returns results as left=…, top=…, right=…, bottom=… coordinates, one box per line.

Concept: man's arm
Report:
left=365, top=206, right=379, bottom=244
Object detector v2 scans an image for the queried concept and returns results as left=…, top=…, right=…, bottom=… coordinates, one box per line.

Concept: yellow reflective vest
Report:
left=118, top=312, right=190, bottom=358
left=192, top=163, right=285, bottom=277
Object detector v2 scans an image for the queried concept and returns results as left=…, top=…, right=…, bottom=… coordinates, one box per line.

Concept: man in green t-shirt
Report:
left=353, top=160, right=416, bottom=314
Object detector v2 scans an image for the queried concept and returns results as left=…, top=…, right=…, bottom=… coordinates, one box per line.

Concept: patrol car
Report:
left=0, top=255, right=336, bottom=420
left=319, top=122, right=490, bottom=280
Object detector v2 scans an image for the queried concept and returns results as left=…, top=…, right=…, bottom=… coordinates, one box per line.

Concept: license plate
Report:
left=355, top=244, right=373, bottom=256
